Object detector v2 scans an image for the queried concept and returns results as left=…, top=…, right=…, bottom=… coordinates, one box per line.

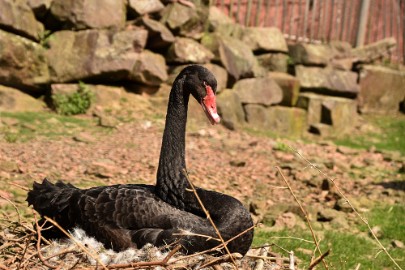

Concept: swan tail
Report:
left=27, top=178, right=81, bottom=232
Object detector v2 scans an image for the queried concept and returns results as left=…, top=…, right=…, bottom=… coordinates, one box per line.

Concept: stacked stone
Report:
left=0, top=0, right=403, bottom=137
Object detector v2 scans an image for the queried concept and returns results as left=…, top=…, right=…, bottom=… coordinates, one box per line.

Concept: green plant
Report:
left=4, top=132, right=18, bottom=143
left=39, top=30, right=53, bottom=48
left=52, top=82, right=94, bottom=116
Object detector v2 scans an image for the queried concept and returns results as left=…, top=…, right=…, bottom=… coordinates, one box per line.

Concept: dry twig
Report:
left=276, top=166, right=328, bottom=270
left=183, top=169, right=238, bottom=268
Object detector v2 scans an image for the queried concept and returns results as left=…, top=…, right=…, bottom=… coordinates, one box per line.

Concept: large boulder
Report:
left=257, top=53, right=289, bottom=73
left=0, top=30, right=49, bottom=91
left=130, top=50, right=168, bottom=86
left=358, top=65, right=405, bottom=114
left=202, top=33, right=258, bottom=81
left=49, top=0, right=126, bottom=30
left=0, top=0, right=44, bottom=41
left=166, top=38, right=214, bottom=64
left=0, top=85, right=45, bottom=112
left=289, top=43, right=333, bottom=66
left=127, top=0, right=164, bottom=16
left=295, top=65, right=359, bottom=97
left=297, top=92, right=358, bottom=136
left=352, top=38, right=396, bottom=64
left=217, top=89, right=245, bottom=130
left=139, top=17, right=175, bottom=50
left=160, top=2, right=195, bottom=30
left=269, top=72, right=300, bottom=106
left=241, top=27, right=288, bottom=53
left=27, top=0, right=52, bottom=18
left=161, top=2, right=209, bottom=39
left=46, top=28, right=148, bottom=83
left=233, top=77, right=283, bottom=106
left=244, top=105, right=307, bottom=138
left=207, top=6, right=234, bottom=32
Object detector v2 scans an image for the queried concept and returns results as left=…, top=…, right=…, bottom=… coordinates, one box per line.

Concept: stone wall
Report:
left=0, top=0, right=404, bottom=138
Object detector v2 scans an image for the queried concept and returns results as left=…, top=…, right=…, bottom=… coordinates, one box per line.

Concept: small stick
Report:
left=200, top=253, right=242, bottom=269
left=43, top=216, right=108, bottom=270
left=276, top=166, right=328, bottom=270
left=289, top=251, right=295, bottom=270
left=172, top=224, right=255, bottom=263
left=34, top=215, right=59, bottom=269
left=173, top=230, right=221, bottom=242
left=253, top=246, right=268, bottom=270
left=308, top=249, right=330, bottom=270
left=0, top=194, right=21, bottom=224
left=182, top=169, right=237, bottom=268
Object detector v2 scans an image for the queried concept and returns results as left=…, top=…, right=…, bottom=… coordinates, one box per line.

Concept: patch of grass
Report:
left=254, top=204, right=405, bottom=269
left=0, top=111, right=101, bottom=142
left=52, top=82, right=94, bottom=115
left=359, top=204, right=405, bottom=243
left=335, top=114, right=405, bottom=155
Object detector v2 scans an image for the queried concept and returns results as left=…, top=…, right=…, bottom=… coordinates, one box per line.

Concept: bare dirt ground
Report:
left=0, top=96, right=404, bottom=269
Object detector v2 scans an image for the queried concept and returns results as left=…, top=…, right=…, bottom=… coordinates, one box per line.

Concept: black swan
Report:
left=27, top=65, right=254, bottom=255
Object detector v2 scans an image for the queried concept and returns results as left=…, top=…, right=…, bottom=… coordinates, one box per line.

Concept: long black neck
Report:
left=155, top=75, right=192, bottom=209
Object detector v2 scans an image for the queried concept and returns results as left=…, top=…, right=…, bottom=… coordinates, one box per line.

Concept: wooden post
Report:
left=356, top=0, right=371, bottom=47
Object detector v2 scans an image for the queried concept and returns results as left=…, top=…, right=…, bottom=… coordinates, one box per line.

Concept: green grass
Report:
left=335, top=114, right=405, bottom=155
left=0, top=111, right=102, bottom=142
left=254, top=204, right=405, bottom=269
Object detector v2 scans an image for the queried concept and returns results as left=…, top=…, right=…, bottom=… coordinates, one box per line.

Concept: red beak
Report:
left=201, top=84, right=220, bottom=125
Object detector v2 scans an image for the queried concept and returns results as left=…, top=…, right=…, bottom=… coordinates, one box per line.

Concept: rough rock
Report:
left=392, top=240, right=404, bottom=249
left=0, top=30, right=49, bottom=91
left=166, top=38, right=214, bottom=64
left=49, top=0, right=126, bottom=30
left=269, top=72, right=300, bottom=106
left=0, top=160, right=19, bottom=173
left=46, top=28, right=148, bottom=83
left=127, top=0, right=164, bottom=16
left=139, top=17, right=175, bottom=50
left=202, top=33, right=258, bottom=81
left=233, top=77, right=283, bottom=106
left=328, top=41, right=355, bottom=70
left=289, top=43, right=333, bottom=66
left=27, top=0, right=52, bottom=18
left=352, top=38, right=396, bottom=64
left=98, top=115, right=120, bottom=128
left=0, top=0, right=44, bottom=41
left=160, top=2, right=196, bottom=31
left=0, top=85, right=45, bottom=112
left=73, top=132, right=96, bottom=143
left=257, top=53, right=288, bottom=73
left=176, top=5, right=210, bottom=40
left=241, top=27, right=288, bottom=53
left=244, top=105, right=307, bottom=138
left=295, top=65, right=359, bottom=97
left=297, top=92, right=358, bottom=135
left=217, top=89, right=245, bottom=130
left=358, top=65, right=405, bottom=114
left=208, top=6, right=234, bottom=31
left=130, top=50, right=168, bottom=86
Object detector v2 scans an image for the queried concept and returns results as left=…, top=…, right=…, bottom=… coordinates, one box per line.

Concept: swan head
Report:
left=182, top=65, right=221, bottom=125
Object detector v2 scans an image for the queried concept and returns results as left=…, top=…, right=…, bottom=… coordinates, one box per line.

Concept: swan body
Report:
left=27, top=65, right=254, bottom=255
